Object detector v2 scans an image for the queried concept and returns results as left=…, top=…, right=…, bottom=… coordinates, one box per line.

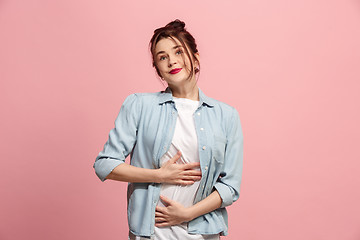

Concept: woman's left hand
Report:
left=155, top=195, right=193, bottom=227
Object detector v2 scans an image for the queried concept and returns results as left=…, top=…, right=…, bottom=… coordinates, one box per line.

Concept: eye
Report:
left=159, top=56, right=167, bottom=61
left=176, top=50, right=183, bottom=55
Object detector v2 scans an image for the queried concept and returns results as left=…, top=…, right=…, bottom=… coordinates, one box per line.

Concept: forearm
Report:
left=106, top=163, right=161, bottom=183
left=186, top=190, right=222, bottom=221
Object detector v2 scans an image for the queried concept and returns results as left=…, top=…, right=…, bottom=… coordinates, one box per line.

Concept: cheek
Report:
left=157, top=62, right=168, bottom=72
left=184, top=61, right=193, bottom=71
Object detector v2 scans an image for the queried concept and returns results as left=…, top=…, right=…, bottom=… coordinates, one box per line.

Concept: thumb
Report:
left=169, top=151, right=182, bottom=164
left=160, top=195, right=173, bottom=206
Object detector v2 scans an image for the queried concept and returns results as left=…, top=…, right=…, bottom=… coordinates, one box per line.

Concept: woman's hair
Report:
left=149, top=19, right=200, bottom=82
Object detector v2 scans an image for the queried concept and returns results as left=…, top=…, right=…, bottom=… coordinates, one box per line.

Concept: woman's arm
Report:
left=154, top=190, right=222, bottom=227
left=93, top=94, right=202, bottom=184
left=106, top=151, right=202, bottom=185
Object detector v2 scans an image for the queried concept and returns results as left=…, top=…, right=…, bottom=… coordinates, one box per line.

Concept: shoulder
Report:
left=211, top=96, right=236, bottom=110
left=117, top=91, right=162, bottom=122
left=122, top=91, right=162, bottom=106
left=203, top=94, right=242, bottom=136
left=205, top=95, right=240, bottom=118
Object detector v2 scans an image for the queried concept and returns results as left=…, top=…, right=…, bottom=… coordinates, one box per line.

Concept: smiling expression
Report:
left=154, top=37, right=199, bottom=87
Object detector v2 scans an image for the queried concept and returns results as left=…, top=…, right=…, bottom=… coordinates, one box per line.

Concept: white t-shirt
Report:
left=130, top=97, right=219, bottom=240
left=156, top=97, right=202, bottom=209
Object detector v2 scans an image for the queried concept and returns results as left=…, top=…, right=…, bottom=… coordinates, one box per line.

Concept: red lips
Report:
left=169, top=68, right=182, bottom=74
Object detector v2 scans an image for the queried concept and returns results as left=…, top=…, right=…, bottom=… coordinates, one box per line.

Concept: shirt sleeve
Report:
left=93, top=93, right=140, bottom=182
left=213, top=107, right=243, bottom=208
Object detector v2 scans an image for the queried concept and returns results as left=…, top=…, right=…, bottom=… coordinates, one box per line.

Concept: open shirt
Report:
left=93, top=87, right=243, bottom=238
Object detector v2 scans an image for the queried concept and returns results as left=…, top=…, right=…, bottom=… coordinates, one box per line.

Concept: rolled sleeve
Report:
left=214, top=182, right=234, bottom=208
left=93, top=158, right=124, bottom=182
left=93, top=93, right=140, bottom=182
left=214, top=108, right=243, bottom=208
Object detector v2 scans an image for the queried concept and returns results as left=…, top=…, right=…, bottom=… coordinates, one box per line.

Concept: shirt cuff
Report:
left=93, top=158, right=124, bottom=182
left=214, top=182, right=233, bottom=208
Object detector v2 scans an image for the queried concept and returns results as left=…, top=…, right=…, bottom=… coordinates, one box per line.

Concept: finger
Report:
left=182, top=162, right=200, bottom=170
left=155, top=211, right=166, bottom=218
left=155, top=217, right=167, bottom=223
left=180, top=176, right=201, bottom=182
left=178, top=174, right=201, bottom=181
left=183, top=170, right=202, bottom=176
left=155, top=222, right=171, bottom=227
left=155, top=206, right=167, bottom=214
left=178, top=180, right=196, bottom=186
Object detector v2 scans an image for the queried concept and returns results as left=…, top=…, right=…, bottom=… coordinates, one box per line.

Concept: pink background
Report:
left=1, top=0, right=360, bottom=239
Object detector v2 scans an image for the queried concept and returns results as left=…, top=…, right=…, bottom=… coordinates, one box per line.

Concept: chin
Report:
left=168, top=73, right=191, bottom=81
left=166, top=80, right=186, bottom=86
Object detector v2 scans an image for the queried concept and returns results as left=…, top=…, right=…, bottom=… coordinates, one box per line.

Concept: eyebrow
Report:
left=156, top=45, right=183, bottom=56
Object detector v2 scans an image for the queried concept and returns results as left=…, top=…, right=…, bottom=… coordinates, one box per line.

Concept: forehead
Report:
left=154, top=37, right=184, bottom=53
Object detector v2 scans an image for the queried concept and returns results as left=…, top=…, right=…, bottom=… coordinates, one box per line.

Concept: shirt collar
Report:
left=158, top=86, right=215, bottom=107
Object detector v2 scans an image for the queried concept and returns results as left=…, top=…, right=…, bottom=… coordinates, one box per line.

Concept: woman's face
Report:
left=154, top=37, right=199, bottom=86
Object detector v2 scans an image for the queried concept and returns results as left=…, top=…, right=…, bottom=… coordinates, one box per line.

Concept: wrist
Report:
left=185, top=206, right=196, bottom=222
left=154, top=168, right=163, bottom=183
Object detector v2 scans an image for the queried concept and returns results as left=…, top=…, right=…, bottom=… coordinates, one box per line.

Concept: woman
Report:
left=93, top=19, right=243, bottom=240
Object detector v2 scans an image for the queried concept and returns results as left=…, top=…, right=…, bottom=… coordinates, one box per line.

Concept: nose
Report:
left=168, top=54, right=177, bottom=67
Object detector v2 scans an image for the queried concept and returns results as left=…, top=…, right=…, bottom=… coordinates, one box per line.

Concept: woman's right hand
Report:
left=157, top=151, right=202, bottom=185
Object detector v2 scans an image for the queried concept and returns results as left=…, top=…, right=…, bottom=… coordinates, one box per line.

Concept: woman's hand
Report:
left=155, top=195, right=193, bottom=227
left=157, top=151, right=202, bottom=185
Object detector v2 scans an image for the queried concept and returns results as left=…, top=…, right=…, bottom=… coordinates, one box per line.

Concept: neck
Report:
left=168, top=82, right=199, bottom=101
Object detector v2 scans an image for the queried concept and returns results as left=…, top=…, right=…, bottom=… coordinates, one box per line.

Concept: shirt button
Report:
left=205, top=166, right=208, bottom=170
left=202, top=146, right=206, bottom=150
left=197, top=112, right=200, bottom=116
left=200, top=127, right=204, bottom=131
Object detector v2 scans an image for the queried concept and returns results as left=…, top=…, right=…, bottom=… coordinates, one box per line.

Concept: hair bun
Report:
left=166, top=19, right=186, bottom=30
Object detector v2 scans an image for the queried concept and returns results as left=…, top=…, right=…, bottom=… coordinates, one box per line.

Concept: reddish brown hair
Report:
left=149, top=19, right=200, bottom=82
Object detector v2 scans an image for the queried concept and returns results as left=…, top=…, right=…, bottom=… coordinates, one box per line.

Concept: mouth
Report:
left=169, top=68, right=182, bottom=74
